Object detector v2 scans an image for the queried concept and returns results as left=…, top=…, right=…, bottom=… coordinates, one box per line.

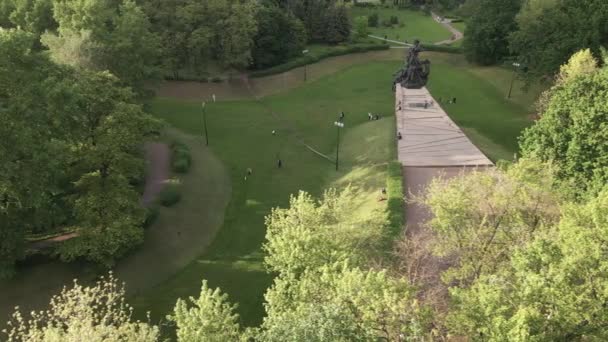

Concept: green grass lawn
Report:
left=424, top=53, right=534, bottom=161
left=351, top=7, right=452, bottom=43
left=132, top=62, right=397, bottom=328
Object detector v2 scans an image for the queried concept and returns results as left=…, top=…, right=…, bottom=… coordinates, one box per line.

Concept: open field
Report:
left=133, top=62, right=397, bottom=327
left=351, top=7, right=452, bottom=43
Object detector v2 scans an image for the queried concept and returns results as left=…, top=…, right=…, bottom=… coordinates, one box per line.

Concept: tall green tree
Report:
left=46, top=0, right=161, bottom=95
left=5, top=273, right=159, bottom=341
left=0, top=28, right=71, bottom=277
left=420, top=159, right=560, bottom=284
left=520, top=58, right=608, bottom=194
left=169, top=280, right=245, bottom=341
left=251, top=5, right=306, bottom=69
left=263, top=188, right=387, bottom=278
left=463, top=0, right=522, bottom=65
left=509, top=0, right=608, bottom=80
left=260, top=264, right=432, bottom=341
left=449, top=188, right=608, bottom=340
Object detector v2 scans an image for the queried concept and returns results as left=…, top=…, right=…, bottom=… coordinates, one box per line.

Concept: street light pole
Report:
left=302, top=49, right=309, bottom=82
left=201, top=101, right=209, bottom=146
left=334, top=121, right=344, bottom=171
left=508, top=62, right=521, bottom=99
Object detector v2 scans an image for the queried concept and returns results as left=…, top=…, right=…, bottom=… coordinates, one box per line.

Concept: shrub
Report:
left=420, top=43, right=463, bottom=54
left=386, top=161, right=404, bottom=240
left=390, top=15, right=399, bottom=25
left=160, top=182, right=182, bottom=207
left=171, top=141, right=192, bottom=173
left=143, top=205, right=160, bottom=228
left=368, top=13, right=379, bottom=27
left=382, top=19, right=392, bottom=27
left=211, top=76, right=223, bottom=83
left=249, top=44, right=389, bottom=78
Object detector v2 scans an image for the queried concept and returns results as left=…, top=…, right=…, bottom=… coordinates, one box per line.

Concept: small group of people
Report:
left=439, top=97, right=457, bottom=104
left=368, top=112, right=381, bottom=121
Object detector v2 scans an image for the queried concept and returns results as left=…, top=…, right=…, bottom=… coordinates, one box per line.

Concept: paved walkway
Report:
left=396, top=85, right=492, bottom=318
left=431, top=12, right=464, bottom=45
left=395, top=86, right=492, bottom=167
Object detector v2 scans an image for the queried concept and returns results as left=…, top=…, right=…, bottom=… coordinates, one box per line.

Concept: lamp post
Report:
left=334, top=121, right=344, bottom=171
left=201, top=94, right=216, bottom=146
left=508, top=62, right=521, bottom=99
left=302, top=49, right=309, bottom=82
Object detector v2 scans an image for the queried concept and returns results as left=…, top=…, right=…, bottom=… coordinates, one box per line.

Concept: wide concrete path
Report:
left=395, top=86, right=493, bottom=167
left=396, top=85, right=493, bottom=314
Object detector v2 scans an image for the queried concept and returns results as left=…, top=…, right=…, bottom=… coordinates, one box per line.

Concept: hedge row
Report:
left=171, top=141, right=192, bottom=173
left=421, top=43, right=463, bottom=54
left=386, top=161, right=405, bottom=240
left=249, top=43, right=390, bottom=78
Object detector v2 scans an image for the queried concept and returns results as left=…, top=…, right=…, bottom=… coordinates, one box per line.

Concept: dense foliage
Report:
left=520, top=51, right=608, bottom=194
left=463, top=0, right=521, bottom=65
left=5, top=273, right=159, bottom=341
left=463, top=0, right=608, bottom=80
left=0, top=28, right=159, bottom=276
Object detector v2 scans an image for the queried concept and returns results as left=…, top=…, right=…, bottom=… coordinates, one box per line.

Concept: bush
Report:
left=171, top=141, right=192, bottom=173
left=420, top=43, right=463, bottom=54
left=159, top=182, right=182, bottom=207
left=249, top=44, right=389, bottom=78
left=386, top=161, right=404, bottom=240
left=211, top=76, right=223, bottom=83
left=143, top=205, right=160, bottom=228
left=390, top=15, right=399, bottom=25
left=368, top=13, right=379, bottom=27
left=381, top=19, right=392, bottom=27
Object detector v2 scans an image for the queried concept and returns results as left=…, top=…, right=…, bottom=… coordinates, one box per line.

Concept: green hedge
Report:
left=386, top=161, right=405, bottom=240
left=421, top=43, right=463, bottom=54
left=160, top=182, right=182, bottom=207
left=249, top=44, right=390, bottom=78
left=171, top=141, right=192, bottom=173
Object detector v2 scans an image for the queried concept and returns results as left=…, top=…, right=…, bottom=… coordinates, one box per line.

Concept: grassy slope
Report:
left=422, top=53, right=537, bottom=161
left=351, top=7, right=452, bottom=43
left=133, top=62, right=396, bottom=327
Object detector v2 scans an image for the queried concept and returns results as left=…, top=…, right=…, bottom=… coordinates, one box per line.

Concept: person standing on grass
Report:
left=339, top=111, right=345, bottom=122
left=277, top=159, right=282, bottom=168
left=245, top=167, right=252, bottom=180
left=452, top=97, right=457, bottom=104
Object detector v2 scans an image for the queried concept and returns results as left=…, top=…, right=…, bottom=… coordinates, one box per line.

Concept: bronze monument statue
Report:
left=392, top=40, right=431, bottom=91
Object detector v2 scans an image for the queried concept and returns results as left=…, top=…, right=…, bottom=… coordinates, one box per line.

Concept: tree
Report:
left=169, top=280, right=244, bottom=342
left=251, top=5, right=306, bottom=69
left=217, top=0, right=258, bottom=68
left=263, top=188, right=387, bottom=278
left=8, top=0, right=56, bottom=36
left=353, top=16, right=369, bottom=40
left=4, top=273, right=159, bottom=341
left=259, top=264, right=432, bottom=341
left=463, top=0, right=522, bottom=65
left=448, top=188, right=608, bottom=340
left=520, top=63, right=608, bottom=194
left=509, top=0, right=608, bottom=80
left=323, top=5, right=351, bottom=44
left=47, top=0, right=161, bottom=95
left=420, top=159, right=560, bottom=284
left=0, top=28, right=71, bottom=278
left=55, top=71, right=159, bottom=266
